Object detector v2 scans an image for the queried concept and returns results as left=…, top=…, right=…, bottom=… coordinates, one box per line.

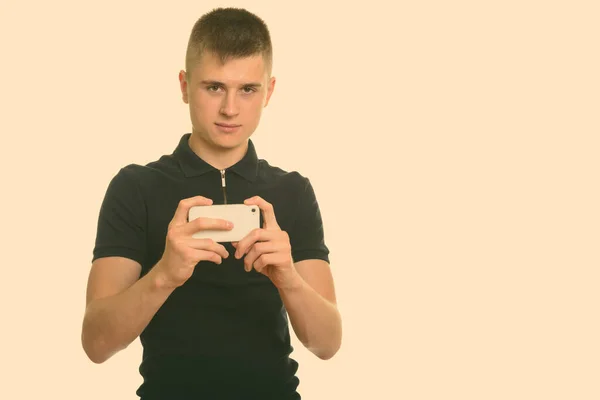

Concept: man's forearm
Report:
left=81, top=265, right=175, bottom=363
left=278, top=277, right=342, bottom=360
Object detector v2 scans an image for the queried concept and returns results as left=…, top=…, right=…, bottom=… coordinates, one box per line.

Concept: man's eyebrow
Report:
left=200, top=80, right=262, bottom=87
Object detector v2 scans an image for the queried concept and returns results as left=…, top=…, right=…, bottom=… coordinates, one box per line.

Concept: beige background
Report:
left=1, top=0, right=599, bottom=399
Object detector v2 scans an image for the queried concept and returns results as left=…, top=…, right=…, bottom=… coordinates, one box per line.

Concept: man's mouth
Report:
left=215, top=122, right=242, bottom=133
left=215, top=123, right=241, bottom=127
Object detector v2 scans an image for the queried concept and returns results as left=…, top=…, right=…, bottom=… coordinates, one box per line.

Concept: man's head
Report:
left=179, top=8, right=275, bottom=151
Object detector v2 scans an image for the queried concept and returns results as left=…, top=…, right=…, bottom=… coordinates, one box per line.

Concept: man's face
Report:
left=179, top=51, right=275, bottom=150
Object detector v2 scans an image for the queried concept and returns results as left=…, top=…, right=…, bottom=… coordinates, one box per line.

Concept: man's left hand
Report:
left=232, top=196, right=302, bottom=290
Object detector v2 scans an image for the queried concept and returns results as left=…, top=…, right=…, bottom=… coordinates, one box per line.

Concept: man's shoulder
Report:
left=257, top=158, right=310, bottom=191
left=111, top=152, right=179, bottom=183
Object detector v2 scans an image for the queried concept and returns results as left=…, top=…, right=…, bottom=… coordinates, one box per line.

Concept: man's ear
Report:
left=179, top=70, right=189, bottom=104
left=264, top=76, right=276, bottom=107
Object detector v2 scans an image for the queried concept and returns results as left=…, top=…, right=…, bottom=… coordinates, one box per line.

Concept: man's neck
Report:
left=187, top=133, right=248, bottom=171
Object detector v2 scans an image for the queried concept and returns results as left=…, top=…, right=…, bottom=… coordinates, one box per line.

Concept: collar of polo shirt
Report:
left=172, top=133, right=259, bottom=182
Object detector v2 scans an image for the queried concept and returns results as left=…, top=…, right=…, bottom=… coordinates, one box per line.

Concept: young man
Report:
left=81, top=7, right=342, bottom=399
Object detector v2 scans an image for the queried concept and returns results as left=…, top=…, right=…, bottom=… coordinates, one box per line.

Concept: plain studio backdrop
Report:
left=0, top=1, right=599, bottom=399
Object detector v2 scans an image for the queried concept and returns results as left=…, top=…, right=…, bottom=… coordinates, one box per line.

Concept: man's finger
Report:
left=183, top=217, right=234, bottom=237
left=253, top=253, right=279, bottom=274
left=171, top=196, right=213, bottom=226
left=192, top=249, right=224, bottom=265
left=235, top=228, right=277, bottom=259
left=243, top=241, right=278, bottom=271
left=234, top=228, right=263, bottom=259
left=244, top=196, right=279, bottom=230
left=184, top=238, right=230, bottom=259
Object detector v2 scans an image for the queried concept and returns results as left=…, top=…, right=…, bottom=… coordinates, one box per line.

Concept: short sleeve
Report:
left=91, top=166, right=147, bottom=266
left=289, top=178, right=330, bottom=264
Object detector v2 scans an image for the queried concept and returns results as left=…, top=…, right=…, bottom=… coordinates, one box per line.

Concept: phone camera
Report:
left=251, top=208, right=256, bottom=212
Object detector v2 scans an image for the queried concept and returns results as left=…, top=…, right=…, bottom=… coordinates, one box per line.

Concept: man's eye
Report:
left=242, top=87, right=256, bottom=93
left=207, top=85, right=220, bottom=92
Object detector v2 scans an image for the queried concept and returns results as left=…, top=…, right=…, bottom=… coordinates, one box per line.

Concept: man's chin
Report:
left=211, top=133, right=250, bottom=149
left=191, top=128, right=252, bottom=149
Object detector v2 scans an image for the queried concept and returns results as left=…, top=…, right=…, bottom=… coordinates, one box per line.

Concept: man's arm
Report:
left=82, top=196, right=232, bottom=364
left=277, top=259, right=342, bottom=360
left=239, top=181, right=341, bottom=360
left=81, top=257, right=176, bottom=364
left=82, top=166, right=170, bottom=364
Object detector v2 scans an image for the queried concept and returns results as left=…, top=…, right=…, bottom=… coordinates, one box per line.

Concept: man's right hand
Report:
left=155, top=196, right=233, bottom=289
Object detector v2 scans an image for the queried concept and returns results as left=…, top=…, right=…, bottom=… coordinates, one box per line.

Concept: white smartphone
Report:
left=188, top=204, right=261, bottom=242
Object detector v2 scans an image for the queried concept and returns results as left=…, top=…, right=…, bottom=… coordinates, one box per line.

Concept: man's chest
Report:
left=139, top=170, right=301, bottom=279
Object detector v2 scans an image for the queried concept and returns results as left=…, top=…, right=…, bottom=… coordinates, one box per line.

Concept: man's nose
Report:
left=220, top=93, right=239, bottom=116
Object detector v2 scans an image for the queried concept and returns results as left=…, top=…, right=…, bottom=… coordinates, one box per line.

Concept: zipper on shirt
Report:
left=220, top=169, right=228, bottom=204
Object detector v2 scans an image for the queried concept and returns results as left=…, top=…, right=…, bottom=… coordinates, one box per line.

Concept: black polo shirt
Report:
left=91, top=133, right=330, bottom=399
